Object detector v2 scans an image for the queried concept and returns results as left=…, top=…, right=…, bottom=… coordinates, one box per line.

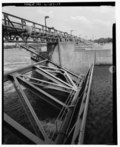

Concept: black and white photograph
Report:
left=2, top=1, right=117, bottom=145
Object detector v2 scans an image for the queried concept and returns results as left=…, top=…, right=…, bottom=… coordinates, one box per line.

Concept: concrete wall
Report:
left=51, top=44, right=60, bottom=65
left=60, top=42, right=95, bottom=75
left=51, top=42, right=112, bottom=75
left=95, top=50, right=112, bottom=65
left=51, top=42, right=94, bottom=75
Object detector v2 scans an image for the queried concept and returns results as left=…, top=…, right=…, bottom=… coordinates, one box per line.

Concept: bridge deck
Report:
left=2, top=12, right=93, bottom=48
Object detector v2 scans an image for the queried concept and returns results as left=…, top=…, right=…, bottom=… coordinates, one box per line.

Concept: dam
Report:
left=3, top=12, right=114, bottom=144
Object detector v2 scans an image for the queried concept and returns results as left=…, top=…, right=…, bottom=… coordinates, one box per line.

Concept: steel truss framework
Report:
left=3, top=12, right=94, bottom=144
left=2, top=12, right=93, bottom=47
left=2, top=12, right=79, bottom=43
left=4, top=58, right=94, bottom=144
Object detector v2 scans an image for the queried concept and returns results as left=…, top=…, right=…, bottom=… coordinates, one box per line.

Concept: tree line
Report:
left=93, top=37, right=112, bottom=44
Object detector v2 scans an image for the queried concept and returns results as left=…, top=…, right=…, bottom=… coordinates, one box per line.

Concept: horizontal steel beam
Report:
left=23, top=76, right=72, bottom=93
left=38, top=65, right=59, bottom=70
left=3, top=25, right=60, bottom=39
left=3, top=24, right=23, bottom=31
left=17, top=75, right=68, bottom=110
left=34, top=66, right=73, bottom=89
left=4, top=113, right=45, bottom=144
left=30, top=81, right=70, bottom=94
left=4, top=60, right=47, bottom=82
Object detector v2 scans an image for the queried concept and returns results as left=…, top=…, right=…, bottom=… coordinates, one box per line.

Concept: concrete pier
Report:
left=51, top=42, right=112, bottom=75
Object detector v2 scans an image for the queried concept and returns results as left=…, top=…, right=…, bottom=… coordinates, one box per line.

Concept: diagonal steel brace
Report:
left=12, top=75, right=51, bottom=143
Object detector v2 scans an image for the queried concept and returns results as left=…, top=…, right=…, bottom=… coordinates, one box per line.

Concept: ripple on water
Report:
left=84, top=65, right=113, bottom=144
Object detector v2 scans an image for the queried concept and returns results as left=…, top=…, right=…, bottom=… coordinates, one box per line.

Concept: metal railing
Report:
left=2, top=12, right=81, bottom=43
left=54, top=65, right=94, bottom=144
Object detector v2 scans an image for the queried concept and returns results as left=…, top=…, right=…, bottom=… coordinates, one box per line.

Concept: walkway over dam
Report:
left=3, top=12, right=113, bottom=144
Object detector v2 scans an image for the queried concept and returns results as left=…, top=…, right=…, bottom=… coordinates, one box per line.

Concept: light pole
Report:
left=45, top=16, right=49, bottom=30
left=70, top=30, right=75, bottom=35
left=79, top=34, right=81, bottom=39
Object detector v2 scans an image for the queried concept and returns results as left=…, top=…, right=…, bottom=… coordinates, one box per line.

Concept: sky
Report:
left=2, top=5, right=115, bottom=39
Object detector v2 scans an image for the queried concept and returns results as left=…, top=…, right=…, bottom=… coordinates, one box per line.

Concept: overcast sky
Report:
left=2, top=6, right=115, bottom=39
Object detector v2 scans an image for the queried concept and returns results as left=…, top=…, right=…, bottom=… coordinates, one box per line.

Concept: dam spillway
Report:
left=3, top=12, right=114, bottom=144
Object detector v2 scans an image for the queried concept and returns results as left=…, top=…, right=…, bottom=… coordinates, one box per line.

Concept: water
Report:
left=4, top=48, right=32, bottom=73
left=84, top=65, right=113, bottom=144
